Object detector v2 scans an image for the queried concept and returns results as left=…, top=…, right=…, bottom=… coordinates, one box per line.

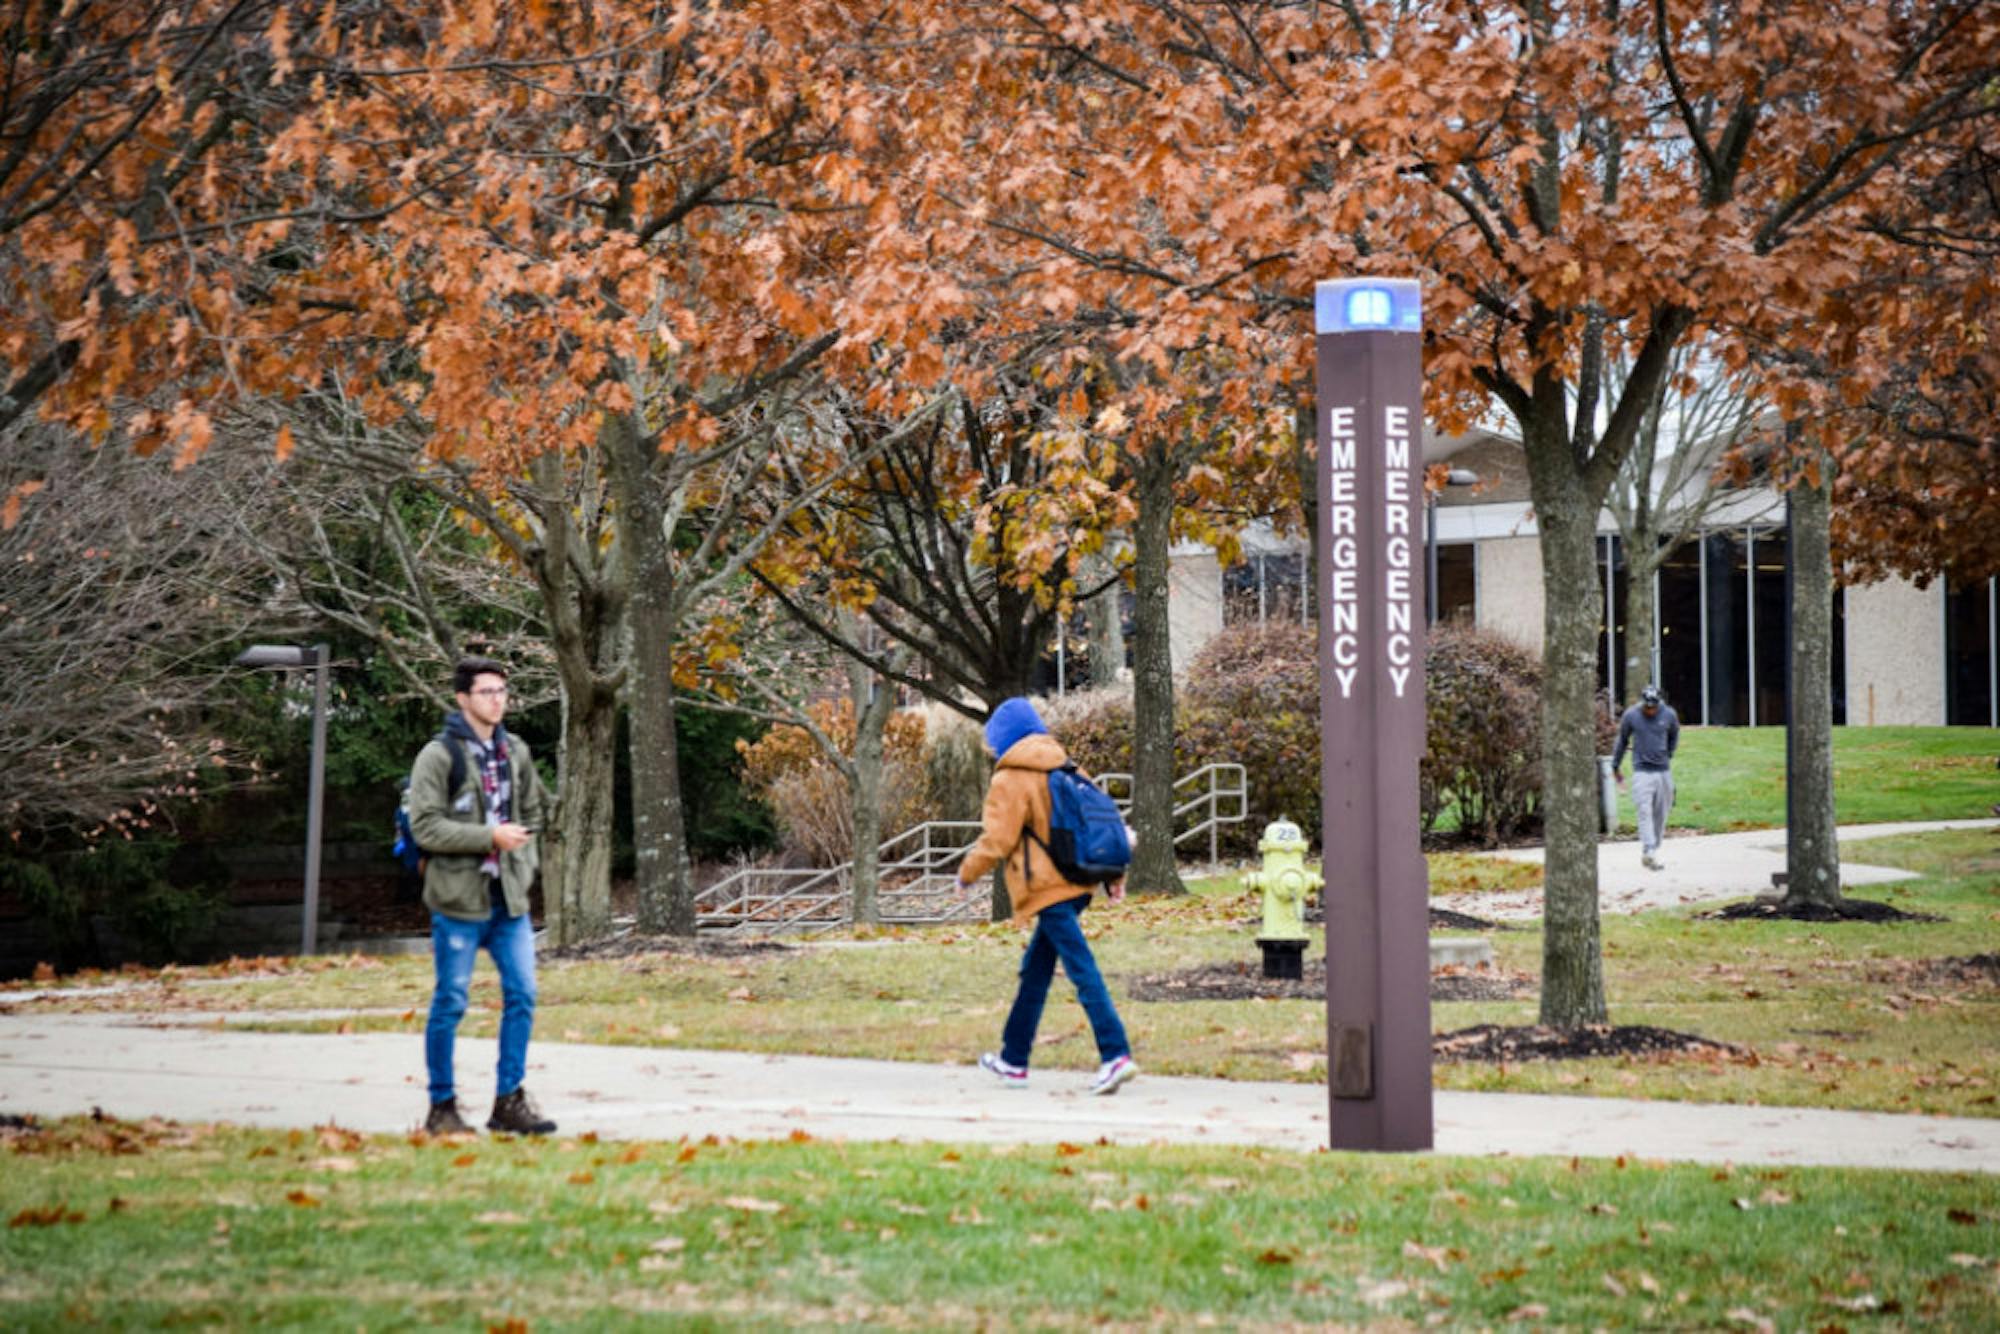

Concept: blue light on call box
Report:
left=1315, top=278, right=1422, bottom=335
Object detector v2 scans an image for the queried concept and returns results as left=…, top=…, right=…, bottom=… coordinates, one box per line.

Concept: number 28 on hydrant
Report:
left=1243, top=818, right=1322, bottom=980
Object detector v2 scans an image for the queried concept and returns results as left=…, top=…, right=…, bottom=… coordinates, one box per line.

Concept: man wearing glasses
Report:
left=406, top=656, right=555, bottom=1136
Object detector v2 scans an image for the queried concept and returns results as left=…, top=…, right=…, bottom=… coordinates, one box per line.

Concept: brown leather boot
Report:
left=487, top=1086, right=556, bottom=1136
left=423, top=1098, right=474, bottom=1136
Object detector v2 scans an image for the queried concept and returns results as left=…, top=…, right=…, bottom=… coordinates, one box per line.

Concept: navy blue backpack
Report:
left=392, top=778, right=423, bottom=877
left=391, top=736, right=468, bottom=879
left=1028, top=763, right=1133, bottom=886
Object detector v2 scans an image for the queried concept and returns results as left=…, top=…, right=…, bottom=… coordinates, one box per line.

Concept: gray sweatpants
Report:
left=1631, top=769, right=1674, bottom=855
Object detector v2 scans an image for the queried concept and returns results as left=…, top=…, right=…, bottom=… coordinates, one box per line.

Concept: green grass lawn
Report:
left=1433, top=827, right=2000, bottom=1113
left=1651, top=725, right=1999, bottom=833
left=4, top=1118, right=1996, bottom=1330
left=20, top=828, right=2000, bottom=1119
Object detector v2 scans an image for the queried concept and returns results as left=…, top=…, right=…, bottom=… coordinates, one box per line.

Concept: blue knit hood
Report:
left=984, top=696, right=1049, bottom=759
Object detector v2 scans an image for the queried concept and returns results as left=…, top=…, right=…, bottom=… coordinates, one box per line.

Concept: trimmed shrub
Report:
left=1180, top=624, right=1323, bottom=853
left=1038, top=686, right=1136, bottom=777
left=1420, top=624, right=1546, bottom=842
left=1048, top=631, right=1322, bottom=859
left=1043, top=620, right=1566, bottom=854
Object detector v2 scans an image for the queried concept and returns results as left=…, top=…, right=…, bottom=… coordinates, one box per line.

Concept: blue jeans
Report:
left=1000, top=896, right=1130, bottom=1069
left=426, top=903, right=537, bottom=1105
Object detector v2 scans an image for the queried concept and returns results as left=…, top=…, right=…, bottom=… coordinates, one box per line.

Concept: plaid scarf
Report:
left=467, top=733, right=512, bottom=877
left=445, top=712, right=513, bottom=879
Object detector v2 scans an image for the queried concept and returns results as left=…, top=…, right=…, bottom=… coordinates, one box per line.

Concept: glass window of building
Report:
left=1945, top=576, right=1998, bottom=726
left=1657, top=540, right=1704, bottom=723
left=1435, top=544, right=1476, bottom=625
left=1704, top=531, right=1751, bottom=726
left=1594, top=536, right=1631, bottom=702
left=1752, top=529, right=1789, bottom=725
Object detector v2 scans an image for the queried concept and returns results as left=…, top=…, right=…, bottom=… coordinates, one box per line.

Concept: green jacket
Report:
left=407, top=730, right=550, bottom=922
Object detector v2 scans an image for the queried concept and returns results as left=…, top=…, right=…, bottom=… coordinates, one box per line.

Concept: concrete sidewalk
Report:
left=3, top=1011, right=1996, bottom=1174
left=1438, top=818, right=2000, bottom=920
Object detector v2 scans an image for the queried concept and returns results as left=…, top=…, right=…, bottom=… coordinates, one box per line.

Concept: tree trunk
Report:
left=847, top=671, right=896, bottom=926
left=1296, top=401, right=1319, bottom=608
left=525, top=449, right=626, bottom=947
left=1086, top=554, right=1125, bottom=689
left=625, top=560, right=696, bottom=934
left=1784, top=459, right=1842, bottom=908
left=1128, top=447, right=1186, bottom=895
left=543, top=692, right=619, bottom=945
left=1528, top=451, right=1608, bottom=1027
left=601, top=416, right=697, bottom=937
left=1621, top=542, right=1660, bottom=706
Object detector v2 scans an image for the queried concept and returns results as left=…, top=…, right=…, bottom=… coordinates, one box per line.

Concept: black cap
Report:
left=1639, top=684, right=1663, bottom=707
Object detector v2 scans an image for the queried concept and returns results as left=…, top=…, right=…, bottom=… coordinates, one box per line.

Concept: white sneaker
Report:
left=1643, top=853, right=1663, bottom=871
left=1088, top=1055, right=1138, bottom=1096
left=979, top=1052, right=1028, bottom=1088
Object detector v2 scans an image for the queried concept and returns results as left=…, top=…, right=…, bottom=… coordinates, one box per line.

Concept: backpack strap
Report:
left=1019, top=762, right=1083, bottom=886
left=436, top=730, right=467, bottom=798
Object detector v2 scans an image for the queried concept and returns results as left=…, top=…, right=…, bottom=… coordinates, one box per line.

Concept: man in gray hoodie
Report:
left=1613, top=683, right=1681, bottom=870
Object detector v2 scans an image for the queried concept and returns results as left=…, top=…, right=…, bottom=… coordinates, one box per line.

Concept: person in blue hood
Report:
left=957, top=696, right=1138, bottom=1095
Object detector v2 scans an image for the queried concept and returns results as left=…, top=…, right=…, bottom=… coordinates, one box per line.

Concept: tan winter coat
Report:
left=958, top=734, right=1094, bottom=925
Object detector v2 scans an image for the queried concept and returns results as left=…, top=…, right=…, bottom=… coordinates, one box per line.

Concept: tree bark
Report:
left=1620, top=544, right=1660, bottom=705
left=1527, top=445, right=1609, bottom=1027
left=1085, top=554, right=1126, bottom=689
left=1296, top=401, right=1319, bottom=607
left=1784, top=457, right=1842, bottom=908
left=846, top=666, right=896, bottom=926
left=1128, top=446, right=1186, bottom=895
left=526, top=450, right=626, bottom=947
left=602, top=414, right=697, bottom=937
left=543, top=693, right=619, bottom=945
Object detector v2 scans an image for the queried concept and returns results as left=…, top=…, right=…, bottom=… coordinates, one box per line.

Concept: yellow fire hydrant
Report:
left=1242, top=817, right=1321, bottom=979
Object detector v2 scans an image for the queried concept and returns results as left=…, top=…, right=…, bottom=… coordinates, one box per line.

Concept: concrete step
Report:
left=1430, top=936, right=1494, bottom=968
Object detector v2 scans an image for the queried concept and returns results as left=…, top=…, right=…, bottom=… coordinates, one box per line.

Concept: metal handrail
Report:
left=697, top=863, right=852, bottom=936
left=1090, top=763, right=1248, bottom=867
left=696, top=762, right=1250, bottom=935
left=698, top=820, right=986, bottom=934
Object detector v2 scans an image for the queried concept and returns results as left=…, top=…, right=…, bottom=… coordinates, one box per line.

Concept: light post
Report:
left=1426, top=469, right=1481, bottom=627
left=235, top=644, right=330, bottom=955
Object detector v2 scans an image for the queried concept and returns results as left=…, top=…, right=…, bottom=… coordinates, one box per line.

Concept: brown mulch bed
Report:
left=1860, top=953, right=2000, bottom=990
left=1126, top=960, right=1535, bottom=1004
left=541, top=933, right=794, bottom=963
left=1702, top=897, right=1944, bottom=924
left=1432, top=1023, right=1744, bottom=1064
left=1295, top=907, right=1503, bottom=931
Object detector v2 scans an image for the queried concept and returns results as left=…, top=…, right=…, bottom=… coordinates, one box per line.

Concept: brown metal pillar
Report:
left=1315, top=278, right=1434, bottom=1151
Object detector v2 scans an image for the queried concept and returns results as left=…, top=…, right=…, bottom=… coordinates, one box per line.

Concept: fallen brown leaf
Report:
left=723, top=1196, right=782, bottom=1214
